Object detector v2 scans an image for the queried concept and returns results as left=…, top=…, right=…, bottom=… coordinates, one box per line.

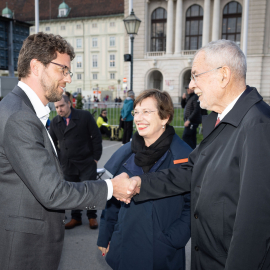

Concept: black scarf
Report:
left=131, top=125, right=175, bottom=173
left=100, top=114, right=108, bottom=123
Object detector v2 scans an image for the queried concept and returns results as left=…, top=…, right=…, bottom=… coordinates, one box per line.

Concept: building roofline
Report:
left=0, top=15, right=33, bottom=26
left=27, top=13, right=124, bottom=24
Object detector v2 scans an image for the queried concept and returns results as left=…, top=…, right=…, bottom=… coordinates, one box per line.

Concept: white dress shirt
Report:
left=218, top=91, right=244, bottom=121
left=18, top=81, right=113, bottom=200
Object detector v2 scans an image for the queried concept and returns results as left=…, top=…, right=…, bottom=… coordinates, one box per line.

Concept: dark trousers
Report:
left=100, top=126, right=111, bottom=138
left=182, top=124, right=198, bottom=149
left=122, top=121, right=133, bottom=144
left=64, top=162, right=97, bottom=220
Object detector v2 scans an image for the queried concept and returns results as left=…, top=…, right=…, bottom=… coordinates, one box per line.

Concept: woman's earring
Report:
left=162, top=125, right=165, bottom=129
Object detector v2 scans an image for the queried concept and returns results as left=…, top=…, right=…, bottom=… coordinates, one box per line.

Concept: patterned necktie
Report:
left=66, top=118, right=70, bottom=126
left=215, top=117, right=220, bottom=127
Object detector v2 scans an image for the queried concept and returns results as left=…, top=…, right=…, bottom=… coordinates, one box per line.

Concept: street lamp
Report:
left=123, top=9, right=141, bottom=91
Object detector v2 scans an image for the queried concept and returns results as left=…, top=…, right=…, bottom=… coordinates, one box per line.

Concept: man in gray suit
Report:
left=0, top=32, right=129, bottom=270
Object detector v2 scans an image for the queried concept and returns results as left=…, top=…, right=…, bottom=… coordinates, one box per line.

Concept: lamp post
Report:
left=123, top=9, right=141, bottom=91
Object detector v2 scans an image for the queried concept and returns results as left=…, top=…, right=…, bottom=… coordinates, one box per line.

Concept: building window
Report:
left=60, top=10, right=65, bottom=17
left=76, top=39, right=82, bottom=48
left=92, top=55, right=98, bottom=67
left=77, top=88, right=82, bottom=93
left=92, top=23, right=97, bottom=28
left=92, top=38, right=98, bottom=47
left=185, top=5, right=203, bottom=50
left=110, top=73, right=115, bottom=80
left=45, top=26, right=50, bottom=31
left=110, top=37, right=115, bottom=46
left=77, top=74, right=82, bottom=80
left=93, top=73, right=98, bottom=80
left=77, top=56, right=82, bottom=68
left=222, top=1, right=242, bottom=46
left=110, top=55, right=115, bottom=67
left=151, top=8, right=167, bottom=52
left=110, top=22, right=115, bottom=27
left=76, top=24, right=82, bottom=29
left=61, top=25, right=65, bottom=30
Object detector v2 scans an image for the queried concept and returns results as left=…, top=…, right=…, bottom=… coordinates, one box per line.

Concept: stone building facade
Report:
left=0, top=0, right=125, bottom=100
left=124, top=0, right=270, bottom=102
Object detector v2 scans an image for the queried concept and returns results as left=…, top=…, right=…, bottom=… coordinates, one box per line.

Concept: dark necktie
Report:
left=215, top=117, right=220, bottom=127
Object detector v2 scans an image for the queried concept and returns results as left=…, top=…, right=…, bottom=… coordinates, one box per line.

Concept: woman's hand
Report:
left=98, top=243, right=110, bottom=256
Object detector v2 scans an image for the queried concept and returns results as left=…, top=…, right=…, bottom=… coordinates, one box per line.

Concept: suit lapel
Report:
left=12, top=86, right=36, bottom=113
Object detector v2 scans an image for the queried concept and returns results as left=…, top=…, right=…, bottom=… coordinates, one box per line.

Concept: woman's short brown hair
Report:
left=133, top=89, right=174, bottom=124
left=18, top=32, right=75, bottom=80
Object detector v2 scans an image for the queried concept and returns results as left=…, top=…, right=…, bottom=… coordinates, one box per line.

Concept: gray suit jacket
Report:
left=0, top=86, right=107, bottom=270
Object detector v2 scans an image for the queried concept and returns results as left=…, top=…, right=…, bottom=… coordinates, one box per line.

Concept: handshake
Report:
left=110, top=173, right=141, bottom=203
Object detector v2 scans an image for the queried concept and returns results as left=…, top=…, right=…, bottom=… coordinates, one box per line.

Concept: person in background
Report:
left=49, top=95, right=102, bottom=230
left=121, top=90, right=134, bottom=144
left=97, top=109, right=112, bottom=139
left=97, top=89, right=191, bottom=270
left=181, top=87, right=202, bottom=149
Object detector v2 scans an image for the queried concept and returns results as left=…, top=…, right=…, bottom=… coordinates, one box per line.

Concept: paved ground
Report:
left=58, top=140, right=191, bottom=270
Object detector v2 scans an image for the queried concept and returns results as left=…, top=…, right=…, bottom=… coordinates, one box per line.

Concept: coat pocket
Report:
left=5, top=215, right=45, bottom=235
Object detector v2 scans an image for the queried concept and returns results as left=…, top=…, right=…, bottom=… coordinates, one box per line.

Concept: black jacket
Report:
left=135, top=86, right=270, bottom=270
left=49, top=107, right=102, bottom=175
left=181, top=93, right=202, bottom=124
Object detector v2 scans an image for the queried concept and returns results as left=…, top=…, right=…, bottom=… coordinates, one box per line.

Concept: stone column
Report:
left=166, top=0, right=174, bottom=54
left=242, top=0, right=250, bottom=56
left=202, top=0, right=211, bottom=46
left=145, top=0, right=149, bottom=56
left=174, top=0, right=183, bottom=54
left=212, top=0, right=220, bottom=41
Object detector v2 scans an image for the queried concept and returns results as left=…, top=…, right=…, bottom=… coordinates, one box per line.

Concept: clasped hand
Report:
left=111, top=173, right=141, bottom=203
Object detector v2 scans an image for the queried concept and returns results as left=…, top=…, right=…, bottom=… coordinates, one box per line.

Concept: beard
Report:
left=41, top=70, right=63, bottom=102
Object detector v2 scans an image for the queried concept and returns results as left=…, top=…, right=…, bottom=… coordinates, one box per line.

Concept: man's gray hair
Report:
left=195, top=39, right=247, bottom=80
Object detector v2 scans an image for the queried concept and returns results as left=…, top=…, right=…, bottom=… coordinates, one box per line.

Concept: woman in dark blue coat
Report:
left=97, top=89, right=192, bottom=270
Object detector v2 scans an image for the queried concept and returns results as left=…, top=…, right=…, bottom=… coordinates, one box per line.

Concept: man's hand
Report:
left=111, top=173, right=141, bottom=204
left=127, top=176, right=141, bottom=200
left=111, top=173, right=132, bottom=202
left=184, top=120, right=190, bottom=127
left=182, top=93, right=186, bottom=99
left=98, top=243, right=110, bottom=257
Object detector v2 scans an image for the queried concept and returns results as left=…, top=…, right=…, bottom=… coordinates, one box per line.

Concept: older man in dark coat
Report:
left=121, top=39, right=270, bottom=270
left=50, top=95, right=102, bottom=229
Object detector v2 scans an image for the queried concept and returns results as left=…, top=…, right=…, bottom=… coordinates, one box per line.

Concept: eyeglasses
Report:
left=131, top=110, right=157, bottom=117
left=51, top=62, right=73, bottom=78
left=190, top=67, right=222, bottom=83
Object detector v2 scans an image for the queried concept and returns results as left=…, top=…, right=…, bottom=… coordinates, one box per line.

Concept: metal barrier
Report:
left=49, top=102, right=185, bottom=128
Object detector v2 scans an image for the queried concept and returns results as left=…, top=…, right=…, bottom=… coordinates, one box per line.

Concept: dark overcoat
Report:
left=98, top=134, right=192, bottom=270
left=49, top=107, right=102, bottom=175
left=0, top=87, right=107, bottom=270
left=135, top=86, right=270, bottom=270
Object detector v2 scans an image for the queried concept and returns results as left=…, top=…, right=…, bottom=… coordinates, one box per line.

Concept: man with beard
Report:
left=0, top=32, right=131, bottom=270
left=50, top=95, right=102, bottom=230
left=96, top=109, right=112, bottom=139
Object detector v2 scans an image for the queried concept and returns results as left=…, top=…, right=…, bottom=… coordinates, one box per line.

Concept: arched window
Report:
left=151, top=8, right=167, bottom=52
left=222, top=1, right=242, bottom=45
left=185, top=5, right=203, bottom=50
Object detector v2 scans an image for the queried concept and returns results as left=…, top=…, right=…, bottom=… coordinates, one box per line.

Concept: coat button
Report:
left=62, top=220, right=66, bottom=225
left=195, top=246, right=199, bottom=251
left=194, top=214, right=198, bottom=219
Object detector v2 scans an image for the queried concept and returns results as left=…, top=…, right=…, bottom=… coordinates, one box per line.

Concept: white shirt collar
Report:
left=218, top=91, right=244, bottom=121
left=18, top=81, right=50, bottom=127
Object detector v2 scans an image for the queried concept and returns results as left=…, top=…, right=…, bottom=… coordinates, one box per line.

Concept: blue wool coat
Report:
left=97, top=134, right=192, bottom=270
left=121, top=98, right=134, bottom=122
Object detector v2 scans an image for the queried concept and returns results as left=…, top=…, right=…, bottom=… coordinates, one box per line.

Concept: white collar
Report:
left=218, top=91, right=244, bottom=121
left=18, top=81, right=50, bottom=127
